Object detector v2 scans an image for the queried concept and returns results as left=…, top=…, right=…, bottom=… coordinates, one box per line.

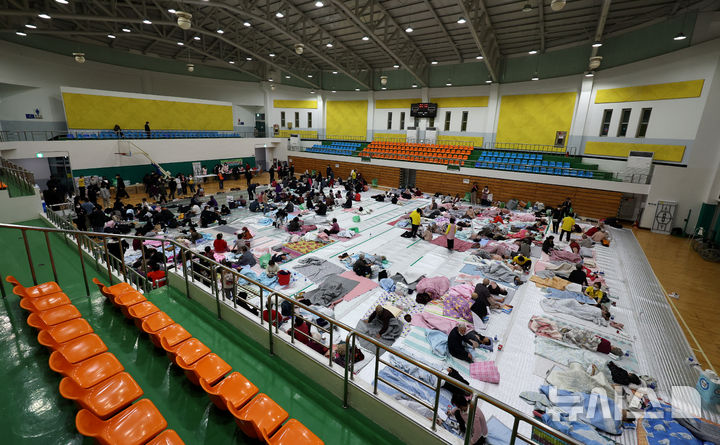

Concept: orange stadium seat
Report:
left=19, top=292, right=72, bottom=312
left=160, top=337, right=210, bottom=366
left=227, top=393, right=288, bottom=439
left=75, top=398, right=168, bottom=445
left=145, top=430, right=185, bottom=445
left=7, top=275, right=62, bottom=298
left=259, top=419, right=325, bottom=445
left=176, top=353, right=231, bottom=386
left=59, top=371, right=143, bottom=419
left=201, top=371, right=258, bottom=411
left=50, top=351, right=124, bottom=389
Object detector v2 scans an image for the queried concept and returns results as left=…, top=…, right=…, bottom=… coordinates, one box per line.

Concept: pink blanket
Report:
left=416, top=276, right=450, bottom=299
left=512, top=213, right=537, bottom=222
left=411, top=311, right=464, bottom=334
left=287, top=224, right=318, bottom=235
left=430, top=235, right=474, bottom=252
left=549, top=250, right=582, bottom=263
left=329, top=271, right=379, bottom=307
left=448, top=283, right=475, bottom=299
left=506, top=229, right=529, bottom=239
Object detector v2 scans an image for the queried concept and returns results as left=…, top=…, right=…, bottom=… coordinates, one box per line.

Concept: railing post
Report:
left=509, top=416, right=520, bottom=445
left=102, top=237, right=112, bottom=284
left=21, top=229, right=37, bottom=285
left=343, top=333, right=353, bottom=408
left=373, top=343, right=380, bottom=395
left=181, top=249, right=190, bottom=298
left=328, top=321, right=334, bottom=367
left=267, top=293, right=274, bottom=355
left=119, top=237, right=127, bottom=283
left=464, top=394, right=479, bottom=445
left=431, top=377, right=442, bottom=431
left=44, top=232, right=58, bottom=284
left=141, top=244, right=149, bottom=292
left=211, top=264, right=221, bottom=319
left=76, top=233, right=90, bottom=295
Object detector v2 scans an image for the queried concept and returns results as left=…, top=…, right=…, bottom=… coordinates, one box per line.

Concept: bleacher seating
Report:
left=67, top=130, right=247, bottom=140
left=6, top=275, right=182, bottom=444
left=474, top=150, right=594, bottom=178
left=92, top=278, right=324, bottom=444
left=306, top=141, right=361, bottom=156
left=358, top=141, right=472, bottom=166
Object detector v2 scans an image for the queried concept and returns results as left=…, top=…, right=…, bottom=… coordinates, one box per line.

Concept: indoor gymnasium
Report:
left=1, top=1, right=720, bottom=444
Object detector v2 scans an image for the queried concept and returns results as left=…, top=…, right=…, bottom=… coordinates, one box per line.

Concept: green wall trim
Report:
left=72, top=156, right=256, bottom=184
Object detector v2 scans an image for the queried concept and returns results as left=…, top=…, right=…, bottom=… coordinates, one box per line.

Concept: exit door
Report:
left=400, top=169, right=416, bottom=188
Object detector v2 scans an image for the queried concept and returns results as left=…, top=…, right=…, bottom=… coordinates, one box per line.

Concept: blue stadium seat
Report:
left=540, top=168, right=547, bottom=174
left=541, top=160, right=549, bottom=166
left=570, top=170, right=578, bottom=177
left=512, top=165, right=520, bottom=171
left=586, top=171, right=594, bottom=178
left=563, top=162, right=570, bottom=168
left=532, top=167, right=540, bottom=173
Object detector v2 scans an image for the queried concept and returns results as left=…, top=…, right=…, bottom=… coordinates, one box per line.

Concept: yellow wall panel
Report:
left=375, top=98, right=421, bottom=109
left=273, top=99, right=318, bottom=109
left=496, top=92, right=577, bottom=146
left=326, top=100, right=368, bottom=139
left=373, top=133, right=406, bottom=142
left=277, top=130, right=318, bottom=138
left=430, top=96, right=489, bottom=108
left=584, top=141, right=685, bottom=162
left=437, top=135, right=484, bottom=146
left=62, top=93, right=233, bottom=130
left=595, top=79, right=704, bottom=103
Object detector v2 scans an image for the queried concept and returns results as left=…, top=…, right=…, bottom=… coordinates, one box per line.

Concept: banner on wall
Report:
left=220, top=158, right=249, bottom=168
left=192, top=162, right=202, bottom=178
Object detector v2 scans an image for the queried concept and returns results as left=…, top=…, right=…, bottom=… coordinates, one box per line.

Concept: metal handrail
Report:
left=1, top=212, right=582, bottom=445
left=0, top=157, right=36, bottom=196
left=486, top=141, right=577, bottom=156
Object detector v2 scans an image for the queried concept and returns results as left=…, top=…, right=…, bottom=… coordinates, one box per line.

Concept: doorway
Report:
left=400, top=168, right=416, bottom=188
left=254, top=147, right=267, bottom=171
left=47, top=156, right=73, bottom=193
left=255, top=113, right=266, bottom=137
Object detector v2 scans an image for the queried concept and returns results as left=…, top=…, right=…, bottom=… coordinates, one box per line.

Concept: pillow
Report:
left=470, top=361, right=500, bottom=384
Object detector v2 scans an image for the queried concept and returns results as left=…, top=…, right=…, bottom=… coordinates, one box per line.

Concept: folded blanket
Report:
left=305, top=274, right=358, bottom=307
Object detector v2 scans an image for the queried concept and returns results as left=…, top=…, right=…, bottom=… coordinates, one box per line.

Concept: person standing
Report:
left=551, top=206, right=563, bottom=234
left=560, top=213, right=575, bottom=242
left=99, top=184, right=111, bottom=208
left=144, top=121, right=151, bottom=138
left=269, top=163, right=275, bottom=183
left=446, top=217, right=457, bottom=251
left=481, top=185, right=490, bottom=206
left=289, top=163, right=295, bottom=178
left=470, top=182, right=479, bottom=205
left=115, top=174, right=129, bottom=199
left=409, top=208, right=421, bottom=238
left=168, top=175, right=177, bottom=199
left=77, top=176, right=86, bottom=200
left=244, top=166, right=252, bottom=188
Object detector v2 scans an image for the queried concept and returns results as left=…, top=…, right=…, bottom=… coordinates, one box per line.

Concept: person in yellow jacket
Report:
left=77, top=176, right=86, bottom=200
left=512, top=254, right=532, bottom=272
left=559, top=213, right=575, bottom=242
left=445, top=217, right=457, bottom=251
left=585, top=282, right=606, bottom=306
left=409, top=208, right=422, bottom=238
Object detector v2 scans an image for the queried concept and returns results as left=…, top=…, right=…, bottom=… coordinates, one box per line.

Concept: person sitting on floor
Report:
left=220, top=204, right=231, bottom=216
left=448, top=393, right=489, bottom=445
left=568, top=263, right=588, bottom=286
left=189, top=227, right=202, bottom=243
left=585, top=281, right=608, bottom=306
left=323, top=218, right=340, bottom=236
left=517, top=238, right=532, bottom=258
left=266, top=259, right=279, bottom=278
left=342, top=192, right=353, bottom=209
left=542, top=235, right=555, bottom=254
left=287, top=216, right=302, bottom=233
left=569, top=239, right=580, bottom=254
left=512, top=254, right=532, bottom=272
left=366, top=305, right=395, bottom=339
left=236, top=245, right=256, bottom=267
left=352, top=254, right=372, bottom=278
left=263, top=300, right=285, bottom=327
left=213, top=233, right=228, bottom=253
left=447, top=323, right=489, bottom=363
left=579, top=233, right=593, bottom=248
left=470, top=281, right=503, bottom=323
left=314, top=200, right=327, bottom=216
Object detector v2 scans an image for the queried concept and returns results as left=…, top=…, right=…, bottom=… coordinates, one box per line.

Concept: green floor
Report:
left=0, top=219, right=401, bottom=444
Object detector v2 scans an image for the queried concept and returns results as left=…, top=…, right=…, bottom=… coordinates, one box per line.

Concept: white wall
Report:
left=0, top=188, right=43, bottom=223
left=268, top=86, right=323, bottom=134
left=0, top=40, right=266, bottom=132
left=0, top=138, right=285, bottom=171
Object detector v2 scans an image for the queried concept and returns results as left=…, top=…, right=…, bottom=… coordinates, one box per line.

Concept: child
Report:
left=446, top=217, right=457, bottom=251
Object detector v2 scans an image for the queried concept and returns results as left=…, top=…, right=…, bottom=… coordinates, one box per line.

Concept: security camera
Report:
left=380, top=75, right=388, bottom=86
left=589, top=56, right=603, bottom=70
left=176, top=11, right=192, bottom=30
left=73, top=52, right=86, bottom=63
left=187, top=63, right=195, bottom=72
left=294, top=43, right=304, bottom=55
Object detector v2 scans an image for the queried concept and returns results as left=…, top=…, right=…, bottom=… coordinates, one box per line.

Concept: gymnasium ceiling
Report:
left=1, top=0, right=719, bottom=89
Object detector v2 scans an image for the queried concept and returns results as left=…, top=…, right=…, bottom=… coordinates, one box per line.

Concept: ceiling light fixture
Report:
left=355, top=88, right=360, bottom=91
left=285, top=75, right=291, bottom=79
left=177, top=42, right=184, bottom=46
left=307, top=74, right=313, bottom=77
left=457, top=17, right=466, bottom=24
left=380, top=75, right=388, bottom=85
left=310, top=90, right=316, bottom=94
left=269, top=52, right=276, bottom=57
left=531, top=73, right=539, bottom=81
left=143, top=19, right=152, bottom=24
left=246, top=57, right=252, bottom=61
left=55, top=0, right=69, bottom=4
left=268, top=78, right=274, bottom=82
left=38, top=13, right=51, bottom=19
left=168, top=8, right=176, bottom=13
left=122, top=28, right=132, bottom=33
left=193, top=36, right=201, bottom=40
left=411, top=84, right=418, bottom=88
left=16, top=31, right=27, bottom=36
left=176, top=11, right=192, bottom=30
left=326, top=42, right=333, bottom=48
left=485, top=79, right=492, bottom=84
left=584, top=71, right=595, bottom=77
left=476, top=55, right=483, bottom=60
left=431, top=60, right=438, bottom=65
left=393, top=64, right=399, bottom=68
left=228, top=60, right=235, bottom=64
left=405, top=26, right=413, bottom=33
left=550, top=0, right=567, bottom=11
left=276, top=11, right=284, bottom=18
left=361, top=36, right=369, bottom=41
left=528, top=49, right=538, bottom=54
left=216, top=29, right=224, bottom=34
left=243, top=21, right=251, bottom=27
left=522, top=2, right=532, bottom=12
left=445, top=82, right=452, bottom=86
left=331, top=90, right=337, bottom=93
left=332, top=71, right=338, bottom=74
left=592, top=41, right=602, bottom=48
left=315, top=1, right=324, bottom=6
left=25, top=24, right=37, bottom=29
left=381, top=87, right=387, bottom=90
left=673, top=32, right=687, bottom=41
left=187, top=63, right=194, bottom=72
left=107, top=34, right=116, bottom=39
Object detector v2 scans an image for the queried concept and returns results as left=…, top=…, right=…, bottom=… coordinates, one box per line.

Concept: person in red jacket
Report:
left=213, top=233, right=228, bottom=253
left=263, top=300, right=285, bottom=327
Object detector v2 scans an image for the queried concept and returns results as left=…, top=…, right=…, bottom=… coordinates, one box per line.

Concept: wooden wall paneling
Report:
left=289, top=157, right=401, bottom=188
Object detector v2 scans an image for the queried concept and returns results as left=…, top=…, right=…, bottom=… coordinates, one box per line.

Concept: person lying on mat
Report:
left=485, top=279, right=508, bottom=299
left=579, top=233, right=593, bottom=248
left=448, top=323, right=490, bottom=363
